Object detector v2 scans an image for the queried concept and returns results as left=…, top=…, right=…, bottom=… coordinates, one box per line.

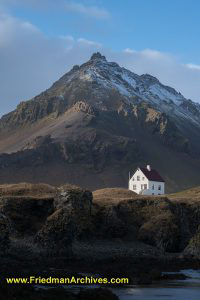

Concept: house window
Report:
left=152, top=184, right=154, bottom=190
left=158, top=185, right=161, bottom=190
left=144, top=184, right=147, bottom=189
left=142, top=177, right=145, bottom=180
left=133, top=185, right=136, bottom=190
left=137, top=176, right=140, bottom=181
left=141, top=184, right=144, bottom=190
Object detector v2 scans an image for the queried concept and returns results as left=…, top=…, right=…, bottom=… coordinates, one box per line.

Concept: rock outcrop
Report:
left=0, top=183, right=200, bottom=262
left=183, top=225, right=200, bottom=258
left=93, top=187, right=200, bottom=258
left=138, top=213, right=179, bottom=252
left=92, top=195, right=181, bottom=252
left=0, top=183, right=55, bottom=236
left=0, top=213, right=12, bottom=252
left=35, top=185, right=92, bottom=254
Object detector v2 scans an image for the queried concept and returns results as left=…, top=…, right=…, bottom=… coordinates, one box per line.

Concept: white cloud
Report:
left=0, top=13, right=104, bottom=116
left=0, top=13, right=39, bottom=46
left=65, top=1, right=110, bottom=19
left=124, top=48, right=136, bottom=54
left=1, top=13, right=200, bottom=117
left=0, top=0, right=59, bottom=9
left=186, top=63, right=200, bottom=71
left=140, top=49, right=169, bottom=60
left=77, top=38, right=102, bottom=47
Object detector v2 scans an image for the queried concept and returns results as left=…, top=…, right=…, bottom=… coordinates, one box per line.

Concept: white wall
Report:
left=129, top=169, right=165, bottom=195
left=129, top=169, right=149, bottom=194
left=147, top=180, right=165, bottom=195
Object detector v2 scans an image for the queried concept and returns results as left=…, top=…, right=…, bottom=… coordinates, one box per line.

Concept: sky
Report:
left=1, top=0, right=200, bottom=116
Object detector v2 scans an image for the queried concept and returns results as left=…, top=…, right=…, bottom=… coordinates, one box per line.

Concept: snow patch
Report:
left=149, top=84, right=183, bottom=105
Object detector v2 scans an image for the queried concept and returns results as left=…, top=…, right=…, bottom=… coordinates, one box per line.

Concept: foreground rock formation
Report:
left=0, top=183, right=200, bottom=263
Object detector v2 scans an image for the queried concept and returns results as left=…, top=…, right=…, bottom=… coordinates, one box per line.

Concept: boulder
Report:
left=54, top=184, right=92, bottom=213
left=138, top=213, right=180, bottom=252
left=183, top=225, right=200, bottom=259
left=35, top=184, right=93, bottom=255
left=0, top=197, right=54, bottom=236
left=35, top=208, right=76, bottom=255
left=92, top=205, right=126, bottom=238
left=0, top=183, right=55, bottom=236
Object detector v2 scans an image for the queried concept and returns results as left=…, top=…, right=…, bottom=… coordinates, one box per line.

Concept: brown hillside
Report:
left=169, top=186, right=200, bottom=203
left=0, top=183, right=56, bottom=198
left=93, top=187, right=137, bottom=205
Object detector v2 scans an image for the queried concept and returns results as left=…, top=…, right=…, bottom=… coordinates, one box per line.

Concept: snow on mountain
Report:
left=41, top=52, right=200, bottom=127
left=67, top=53, right=200, bottom=126
left=148, top=83, right=184, bottom=105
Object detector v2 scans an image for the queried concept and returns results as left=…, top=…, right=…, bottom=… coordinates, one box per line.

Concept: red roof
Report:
left=140, top=167, right=165, bottom=182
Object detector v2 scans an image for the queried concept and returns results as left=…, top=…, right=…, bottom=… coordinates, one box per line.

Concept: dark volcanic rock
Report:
left=0, top=196, right=54, bottom=236
left=0, top=213, right=12, bottom=252
left=0, top=183, right=56, bottom=253
left=1, top=183, right=200, bottom=265
left=35, top=184, right=93, bottom=254
left=54, top=184, right=92, bottom=212
left=183, top=225, right=200, bottom=259
left=92, top=205, right=127, bottom=239
left=116, top=197, right=179, bottom=247
left=34, top=208, right=76, bottom=255
left=138, top=213, right=180, bottom=252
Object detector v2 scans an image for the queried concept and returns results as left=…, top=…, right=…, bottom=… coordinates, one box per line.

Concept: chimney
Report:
left=147, top=165, right=151, bottom=171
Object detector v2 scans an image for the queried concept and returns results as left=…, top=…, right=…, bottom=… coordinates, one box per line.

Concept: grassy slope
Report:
left=0, top=183, right=56, bottom=198
left=93, top=186, right=200, bottom=206
left=93, top=187, right=137, bottom=205
left=168, top=186, right=200, bottom=203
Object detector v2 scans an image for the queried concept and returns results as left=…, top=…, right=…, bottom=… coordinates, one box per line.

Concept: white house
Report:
left=129, top=165, right=165, bottom=195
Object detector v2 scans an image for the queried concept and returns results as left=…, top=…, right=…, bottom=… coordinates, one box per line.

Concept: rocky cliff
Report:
left=1, top=183, right=200, bottom=262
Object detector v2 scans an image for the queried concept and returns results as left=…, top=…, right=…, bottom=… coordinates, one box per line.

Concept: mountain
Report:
left=0, top=52, right=200, bottom=192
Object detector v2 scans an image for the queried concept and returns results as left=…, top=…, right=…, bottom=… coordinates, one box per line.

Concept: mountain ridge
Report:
left=0, top=52, right=200, bottom=192
left=1, top=52, right=200, bottom=130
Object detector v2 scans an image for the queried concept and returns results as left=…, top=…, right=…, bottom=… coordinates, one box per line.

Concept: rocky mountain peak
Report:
left=90, top=52, right=107, bottom=61
left=71, top=65, right=80, bottom=71
left=2, top=52, right=200, bottom=132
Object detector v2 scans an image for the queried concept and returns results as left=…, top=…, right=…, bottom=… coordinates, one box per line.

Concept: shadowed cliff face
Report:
left=92, top=187, right=200, bottom=257
left=1, top=184, right=200, bottom=261
left=0, top=53, right=200, bottom=192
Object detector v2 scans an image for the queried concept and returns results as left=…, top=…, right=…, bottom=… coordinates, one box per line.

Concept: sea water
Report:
left=115, top=269, right=200, bottom=300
